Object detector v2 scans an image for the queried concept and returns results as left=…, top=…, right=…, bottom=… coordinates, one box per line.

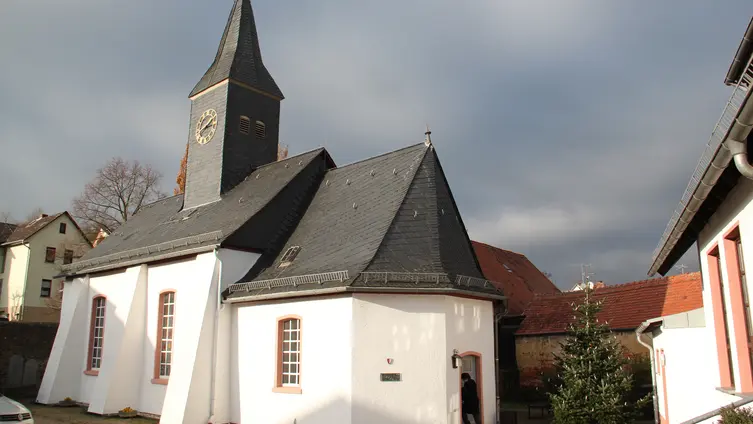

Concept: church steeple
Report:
left=189, top=0, right=283, bottom=99
left=183, top=0, right=283, bottom=210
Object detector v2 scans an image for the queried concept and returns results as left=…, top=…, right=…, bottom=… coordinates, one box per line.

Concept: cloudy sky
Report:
left=0, top=1, right=750, bottom=288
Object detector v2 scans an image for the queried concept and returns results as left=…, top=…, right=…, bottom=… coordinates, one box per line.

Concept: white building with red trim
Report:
left=642, top=17, right=753, bottom=424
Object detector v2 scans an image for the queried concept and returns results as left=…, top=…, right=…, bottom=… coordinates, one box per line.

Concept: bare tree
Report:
left=0, top=211, right=13, bottom=224
left=72, top=157, right=166, bottom=233
left=24, top=207, right=45, bottom=223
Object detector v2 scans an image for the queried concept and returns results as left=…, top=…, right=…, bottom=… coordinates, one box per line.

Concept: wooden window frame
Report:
left=45, top=247, right=56, bottom=263
left=40, top=279, right=52, bottom=298
left=708, top=244, right=736, bottom=388
left=273, top=315, right=302, bottom=394
left=152, top=290, right=176, bottom=385
left=59, top=223, right=67, bottom=234
left=85, top=296, right=106, bottom=376
left=724, top=225, right=753, bottom=392
left=63, top=249, right=74, bottom=265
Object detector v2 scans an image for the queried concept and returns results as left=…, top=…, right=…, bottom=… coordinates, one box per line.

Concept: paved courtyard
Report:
left=27, top=405, right=155, bottom=424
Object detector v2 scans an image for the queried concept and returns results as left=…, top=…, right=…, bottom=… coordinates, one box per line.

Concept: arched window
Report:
left=274, top=316, right=301, bottom=393
left=255, top=120, right=266, bottom=139
left=153, top=291, right=176, bottom=383
left=239, top=116, right=251, bottom=135
left=86, top=296, right=106, bottom=374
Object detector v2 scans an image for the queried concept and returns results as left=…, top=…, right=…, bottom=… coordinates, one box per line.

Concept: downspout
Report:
left=209, top=248, right=224, bottom=423
left=18, top=242, right=31, bottom=321
left=636, top=318, right=663, bottom=424
left=494, top=311, right=502, bottom=424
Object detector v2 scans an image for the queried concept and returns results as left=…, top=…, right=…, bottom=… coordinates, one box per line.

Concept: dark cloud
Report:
left=0, top=0, right=749, bottom=287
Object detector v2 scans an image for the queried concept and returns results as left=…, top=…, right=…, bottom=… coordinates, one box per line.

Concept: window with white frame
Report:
left=279, top=318, right=301, bottom=386
left=88, top=296, right=106, bottom=370
left=156, top=291, right=176, bottom=379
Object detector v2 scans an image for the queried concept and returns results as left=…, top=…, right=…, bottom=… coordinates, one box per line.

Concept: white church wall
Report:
left=37, top=276, right=90, bottom=404
left=444, top=296, right=496, bottom=424
left=234, top=295, right=354, bottom=424
left=212, top=249, right=260, bottom=423
left=351, top=294, right=448, bottom=424
left=88, top=265, right=148, bottom=415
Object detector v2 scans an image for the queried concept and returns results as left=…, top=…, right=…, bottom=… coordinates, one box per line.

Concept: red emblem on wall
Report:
left=387, top=358, right=394, bottom=365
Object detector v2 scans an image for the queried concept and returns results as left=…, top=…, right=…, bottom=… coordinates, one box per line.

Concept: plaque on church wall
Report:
left=380, top=373, right=401, bottom=382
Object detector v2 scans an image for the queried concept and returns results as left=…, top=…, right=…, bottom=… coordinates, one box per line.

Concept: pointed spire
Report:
left=424, top=124, right=432, bottom=146
left=189, top=0, right=284, bottom=99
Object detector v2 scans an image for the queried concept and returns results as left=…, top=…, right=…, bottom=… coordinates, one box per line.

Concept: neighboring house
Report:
left=515, top=273, right=702, bottom=388
left=471, top=241, right=560, bottom=399
left=642, top=17, right=753, bottom=424
left=0, top=212, right=91, bottom=323
left=569, top=280, right=606, bottom=291
left=36, top=2, right=506, bottom=423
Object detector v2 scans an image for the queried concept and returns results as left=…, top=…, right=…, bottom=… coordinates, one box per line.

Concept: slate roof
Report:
left=0, top=222, right=17, bottom=244
left=63, top=149, right=332, bottom=275
left=472, top=241, right=560, bottom=315
left=226, top=142, right=503, bottom=301
left=2, top=213, right=66, bottom=246
left=189, top=0, right=284, bottom=99
left=516, top=272, right=702, bottom=336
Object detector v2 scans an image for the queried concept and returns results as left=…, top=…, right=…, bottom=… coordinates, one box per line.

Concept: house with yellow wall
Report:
left=0, top=212, right=91, bottom=322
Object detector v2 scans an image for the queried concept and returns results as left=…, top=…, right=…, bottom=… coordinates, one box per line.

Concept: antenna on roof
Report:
left=675, top=263, right=688, bottom=274
left=424, top=124, right=432, bottom=147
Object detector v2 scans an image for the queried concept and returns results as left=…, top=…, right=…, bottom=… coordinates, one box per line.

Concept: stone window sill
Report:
left=151, top=378, right=168, bottom=385
left=83, top=370, right=99, bottom=376
left=715, top=387, right=753, bottom=396
left=272, top=386, right=302, bottom=394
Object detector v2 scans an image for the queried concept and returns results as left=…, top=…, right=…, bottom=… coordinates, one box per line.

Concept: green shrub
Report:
left=719, top=405, right=753, bottom=423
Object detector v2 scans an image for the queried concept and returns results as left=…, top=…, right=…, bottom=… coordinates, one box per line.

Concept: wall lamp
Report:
left=451, top=349, right=462, bottom=369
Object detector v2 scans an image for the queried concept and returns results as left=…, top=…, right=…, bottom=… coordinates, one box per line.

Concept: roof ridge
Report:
left=531, top=272, right=701, bottom=300
left=253, top=147, right=326, bottom=171
left=329, top=143, right=426, bottom=171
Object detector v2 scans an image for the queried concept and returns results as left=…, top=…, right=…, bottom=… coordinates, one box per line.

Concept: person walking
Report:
left=461, top=372, right=481, bottom=424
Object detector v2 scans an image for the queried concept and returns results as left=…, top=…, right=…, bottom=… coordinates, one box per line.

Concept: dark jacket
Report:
left=462, top=379, right=480, bottom=414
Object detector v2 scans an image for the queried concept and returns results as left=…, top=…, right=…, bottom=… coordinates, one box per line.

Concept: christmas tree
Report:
left=549, top=286, right=651, bottom=424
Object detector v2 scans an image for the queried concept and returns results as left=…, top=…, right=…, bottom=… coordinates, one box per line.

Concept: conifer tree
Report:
left=549, top=286, right=651, bottom=424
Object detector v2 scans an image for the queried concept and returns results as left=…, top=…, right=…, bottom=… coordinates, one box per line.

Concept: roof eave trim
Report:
left=635, top=316, right=665, bottom=335
left=649, top=62, right=753, bottom=276
left=59, top=244, right=219, bottom=278
left=224, top=286, right=506, bottom=304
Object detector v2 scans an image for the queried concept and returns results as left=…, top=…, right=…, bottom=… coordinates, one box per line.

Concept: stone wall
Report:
left=515, top=330, right=646, bottom=387
left=0, top=321, right=57, bottom=397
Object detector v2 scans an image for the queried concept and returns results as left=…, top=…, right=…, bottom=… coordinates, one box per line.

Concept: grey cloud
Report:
left=0, top=0, right=748, bottom=288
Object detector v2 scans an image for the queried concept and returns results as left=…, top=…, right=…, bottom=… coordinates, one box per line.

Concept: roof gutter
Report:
left=649, top=51, right=753, bottom=276
left=224, top=286, right=507, bottom=304
left=725, top=17, right=753, bottom=86
left=636, top=316, right=664, bottom=424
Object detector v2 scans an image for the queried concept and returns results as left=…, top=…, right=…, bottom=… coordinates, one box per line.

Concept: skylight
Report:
left=278, top=246, right=301, bottom=268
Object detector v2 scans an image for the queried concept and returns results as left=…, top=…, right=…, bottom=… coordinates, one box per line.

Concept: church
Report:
left=36, top=1, right=505, bottom=423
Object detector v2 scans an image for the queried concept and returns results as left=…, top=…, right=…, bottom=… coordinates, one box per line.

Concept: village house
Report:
left=514, top=273, right=702, bottom=389
left=0, top=212, right=91, bottom=322
left=641, top=17, right=753, bottom=424
left=471, top=241, right=560, bottom=399
left=36, top=2, right=509, bottom=423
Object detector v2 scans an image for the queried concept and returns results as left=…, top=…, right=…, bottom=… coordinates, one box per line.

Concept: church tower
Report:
left=183, top=0, right=284, bottom=209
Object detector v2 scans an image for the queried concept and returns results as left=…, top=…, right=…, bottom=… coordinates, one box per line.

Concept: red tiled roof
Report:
left=516, top=272, right=703, bottom=336
left=472, top=241, right=560, bottom=315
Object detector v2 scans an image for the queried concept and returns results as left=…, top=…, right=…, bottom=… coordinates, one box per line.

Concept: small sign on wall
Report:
left=380, top=373, right=401, bottom=382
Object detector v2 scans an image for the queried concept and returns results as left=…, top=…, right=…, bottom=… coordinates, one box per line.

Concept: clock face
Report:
left=195, top=109, right=218, bottom=145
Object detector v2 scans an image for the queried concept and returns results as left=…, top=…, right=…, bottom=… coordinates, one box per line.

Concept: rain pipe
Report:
left=725, top=96, right=753, bottom=179
left=636, top=317, right=663, bottom=424
left=209, top=249, right=224, bottom=423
